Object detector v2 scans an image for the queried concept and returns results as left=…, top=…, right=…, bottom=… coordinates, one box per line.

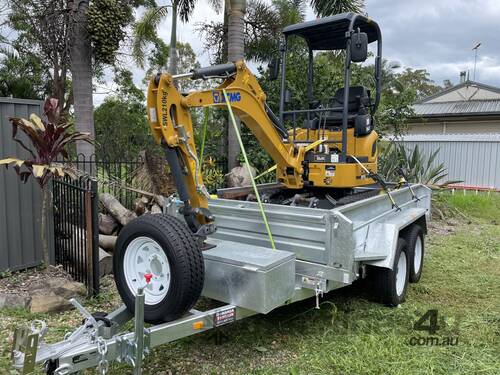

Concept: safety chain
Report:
left=97, top=337, right=109, bottom=375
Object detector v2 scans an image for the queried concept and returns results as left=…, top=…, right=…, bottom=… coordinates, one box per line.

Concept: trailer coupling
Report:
left=11, top=290, right=253, bottom=374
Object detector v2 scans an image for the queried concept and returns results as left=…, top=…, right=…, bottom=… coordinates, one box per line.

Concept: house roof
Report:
left=413, top=99, right=500, bottom=117
left=416, top=81, right=500, bottom=104
left=412, top=81, right=500, bottom=118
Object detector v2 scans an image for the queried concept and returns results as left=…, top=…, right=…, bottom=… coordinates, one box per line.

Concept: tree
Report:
left=226, top=0, right=247, bottom=170
left=310, top=0, right=363, bottom=15
left=71, top=0, right=145, bottom=161
left=0, top=98, right=92, bottom=267
left=5, top=0, right=147, bottom=162
left=7, top=0, right=74, bottom=120
left=94, top=70, right=152, bottom=162
left=69, top=0, right=94, bottom=160
left=0, top=49, right=48, bottom=99
left=133, top=1, right=208, bottom=74
left=144, top=40, right=202, bottom=92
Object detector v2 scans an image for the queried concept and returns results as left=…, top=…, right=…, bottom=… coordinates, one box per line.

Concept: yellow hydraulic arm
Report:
left=146, top=60, right=304, bottom=232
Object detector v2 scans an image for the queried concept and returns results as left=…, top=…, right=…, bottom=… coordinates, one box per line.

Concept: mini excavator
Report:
left=147, top=13, right=383, bottom=234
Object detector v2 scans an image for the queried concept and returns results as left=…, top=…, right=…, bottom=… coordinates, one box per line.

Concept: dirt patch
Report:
left=0, top=265, right=73, bottom=297
left=428, top=217, right=462, bottom=236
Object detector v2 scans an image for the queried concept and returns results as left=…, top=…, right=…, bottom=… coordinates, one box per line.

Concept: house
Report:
left=407, top=80, right=500, bottom=134
left=395, top=79, right=500, bottom=190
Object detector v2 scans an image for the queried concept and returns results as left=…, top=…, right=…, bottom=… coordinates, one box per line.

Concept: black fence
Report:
left=70, top=154, right=145, bottom=209
left=53, top=177, right=99, bottom=296
left=68, top=153, right=228, bottom=198
left=51, top=153, right=228, bottom=296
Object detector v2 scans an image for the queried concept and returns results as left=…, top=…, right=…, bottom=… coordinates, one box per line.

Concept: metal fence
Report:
left=0, top=97, right=54, bottom=272
left=69, top=155, right=144, bottom=209
left=67, top=154, right=228, bottom=198
left=395, top=134, right=500, bottom=190
left=53, top=177, right=99, bottom=296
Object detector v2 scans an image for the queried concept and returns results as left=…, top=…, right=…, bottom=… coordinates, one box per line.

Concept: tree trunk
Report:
left=98, top=213, right=118, bottom=235
left=226, top=0, right=246, bottom=171
left=70, top=0, right=95, bottom=164
left=168, top=2, right=178, bottom=75
left=99, top=193, right=137, bottom=226
left=41, top=187, right=50, bottom=267
left=99, top=235, right=117, bottom=252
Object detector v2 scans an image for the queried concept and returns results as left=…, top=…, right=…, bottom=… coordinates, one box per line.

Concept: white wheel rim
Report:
left=123, top=236, right=171, bottom=305
left=395, top=251, right=407, bottom=297
left=414, top=237, right=423, bottom=275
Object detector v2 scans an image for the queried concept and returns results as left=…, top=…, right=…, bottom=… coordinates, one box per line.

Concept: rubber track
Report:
left=335, top=189, right=381, bottom=206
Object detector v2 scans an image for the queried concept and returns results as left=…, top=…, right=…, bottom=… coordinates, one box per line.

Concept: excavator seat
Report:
left=324, top=86, right=371, bottom=127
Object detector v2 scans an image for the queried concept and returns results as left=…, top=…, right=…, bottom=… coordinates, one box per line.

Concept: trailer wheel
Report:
left=373, top=238, right=409, bottom=306
left=405, top=225, right=425, bottom=283
left=113, top=214, right=204, bottom=324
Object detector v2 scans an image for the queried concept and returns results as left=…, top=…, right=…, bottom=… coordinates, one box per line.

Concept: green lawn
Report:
left=1, top=193, right=499, bottom=374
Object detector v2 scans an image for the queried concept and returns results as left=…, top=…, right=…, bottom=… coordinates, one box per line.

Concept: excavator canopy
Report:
left=282, top=12, right=381, bottom=51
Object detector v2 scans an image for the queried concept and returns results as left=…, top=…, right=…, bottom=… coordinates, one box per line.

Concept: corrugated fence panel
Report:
left=396, top=134, right=500, bottom=189
left=0, top=97, right=54, bottom=271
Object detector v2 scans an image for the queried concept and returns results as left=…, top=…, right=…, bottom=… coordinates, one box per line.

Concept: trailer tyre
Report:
left=113, top=214, right=204, bottom=324
left=373, top=238, right=409, bottom=306
left=405, top=225, right=425, bottom=283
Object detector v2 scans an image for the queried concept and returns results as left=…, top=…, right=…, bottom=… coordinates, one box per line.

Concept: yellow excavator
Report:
left=146, top=14, right=383, bottom=234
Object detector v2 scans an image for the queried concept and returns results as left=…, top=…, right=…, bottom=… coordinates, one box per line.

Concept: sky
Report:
left=94, top=0, right=500, bottom=105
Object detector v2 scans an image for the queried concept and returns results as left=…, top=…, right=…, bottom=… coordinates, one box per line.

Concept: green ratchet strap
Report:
left=222, top=89, right=276, bottom=249
left=255, top=139, right=325, bottom=181
left=199, top=107, right=210, bottom=163
left=350, top=154, right=401, bottom=211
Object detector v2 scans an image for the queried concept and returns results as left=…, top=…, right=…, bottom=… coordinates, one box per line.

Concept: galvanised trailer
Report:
left=11, top=184, right=430, bottom=374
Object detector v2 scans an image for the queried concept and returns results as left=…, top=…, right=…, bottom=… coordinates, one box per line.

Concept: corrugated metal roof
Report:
left=412, top=99, right=500, bottom=117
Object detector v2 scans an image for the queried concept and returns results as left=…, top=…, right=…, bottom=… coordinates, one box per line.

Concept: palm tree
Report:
left=69, top=0, right=95, bottom=162
left=133, top=1, right=216, bottom=73
left=226, top=0, right=246, bottom=170
left=310, top=0, right=364, bottom=15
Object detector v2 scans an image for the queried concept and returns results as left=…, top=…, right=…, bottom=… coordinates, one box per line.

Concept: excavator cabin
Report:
left=274, top=13, right=382, bottom=190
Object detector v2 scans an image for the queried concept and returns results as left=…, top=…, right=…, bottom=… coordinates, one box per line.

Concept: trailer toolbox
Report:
left=202, top=238, right=296, bottom=314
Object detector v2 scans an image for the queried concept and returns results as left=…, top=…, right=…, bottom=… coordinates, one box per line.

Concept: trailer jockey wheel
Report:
left=114, top=214, right=205, bottom=324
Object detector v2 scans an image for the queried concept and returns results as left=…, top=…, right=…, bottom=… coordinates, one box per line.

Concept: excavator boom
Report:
left=147, top=61, right=305, bottom=232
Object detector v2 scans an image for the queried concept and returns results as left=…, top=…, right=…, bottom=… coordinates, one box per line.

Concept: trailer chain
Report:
left=314, top=282, right=324, bottom=309
left=97, top=337, right=109, bottom=375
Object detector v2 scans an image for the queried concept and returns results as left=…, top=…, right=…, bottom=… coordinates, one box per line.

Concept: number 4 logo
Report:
left=414, top=309, right=440, bottom=334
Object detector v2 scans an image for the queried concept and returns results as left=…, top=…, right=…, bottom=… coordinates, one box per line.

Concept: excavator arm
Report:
left=147, top=61, right=304, bottom=233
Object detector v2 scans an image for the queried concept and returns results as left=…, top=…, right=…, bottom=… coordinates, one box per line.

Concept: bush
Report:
left=378, top=142, right=458, bottom=186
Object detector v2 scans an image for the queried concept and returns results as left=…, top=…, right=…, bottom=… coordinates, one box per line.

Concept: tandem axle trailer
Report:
left=11, top=184, right=431, bottom=374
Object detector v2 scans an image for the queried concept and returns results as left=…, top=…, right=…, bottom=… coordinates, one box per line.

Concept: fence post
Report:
left=91, top=180, right=100, bottom=296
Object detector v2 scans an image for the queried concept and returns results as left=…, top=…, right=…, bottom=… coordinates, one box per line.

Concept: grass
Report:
left=0, top=193, right=499, bottom=374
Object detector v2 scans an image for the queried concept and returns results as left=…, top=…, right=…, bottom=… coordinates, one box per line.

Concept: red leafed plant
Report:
left=0, top=98, right=93, bottom=267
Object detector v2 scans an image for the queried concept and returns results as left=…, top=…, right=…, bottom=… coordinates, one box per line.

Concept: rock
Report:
left=30, top=295, right=73, bottom=314
left=30, top=278, right=86, bottom=300
left=154, top=195, right=168, bottom=209
left=151, top=203, right=162, bottom=214
left=0, top=293, right=31, bottom=310
left=226, top=163, right=257, bottom=188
